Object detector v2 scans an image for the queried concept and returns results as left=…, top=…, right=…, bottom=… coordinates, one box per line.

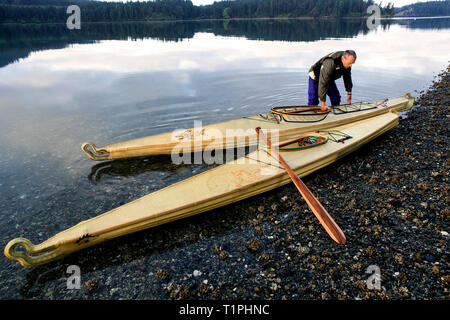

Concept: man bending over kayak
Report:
left=308, top=50, right=356, bottom=112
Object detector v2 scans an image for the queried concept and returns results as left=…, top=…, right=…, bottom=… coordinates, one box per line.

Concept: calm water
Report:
left=0, top=17, right=449, bottom=299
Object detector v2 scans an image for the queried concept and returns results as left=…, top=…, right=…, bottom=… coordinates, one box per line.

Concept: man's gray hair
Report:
left=344, top=50, right=357, bottom=60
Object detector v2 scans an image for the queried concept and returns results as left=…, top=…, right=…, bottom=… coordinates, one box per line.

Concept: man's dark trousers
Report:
left=307, top=77, right=341, bottom=106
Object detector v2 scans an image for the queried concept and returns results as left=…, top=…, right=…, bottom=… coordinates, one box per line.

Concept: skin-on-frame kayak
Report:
left=5, top=110, right=407, bottom=267
left=81, top=94, right=414, bottom=161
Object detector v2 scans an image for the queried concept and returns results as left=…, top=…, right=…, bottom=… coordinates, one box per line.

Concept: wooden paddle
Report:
left=255, top=127, right=346, bottom=245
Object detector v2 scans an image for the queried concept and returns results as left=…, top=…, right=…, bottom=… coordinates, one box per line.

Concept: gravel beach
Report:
left=2, top=65, right=448, bottom=302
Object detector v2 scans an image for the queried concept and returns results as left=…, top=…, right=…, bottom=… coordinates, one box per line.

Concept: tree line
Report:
left=395, top=1, right=450, bottom=17
left=0, top=0, right=396, bottom=23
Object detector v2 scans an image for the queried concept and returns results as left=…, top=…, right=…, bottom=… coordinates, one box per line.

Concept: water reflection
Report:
left=87, top=145, right=255, bottom=182
left=1, top=17, right=449, bottom=68
left=88, top=155, right=197, bottom=182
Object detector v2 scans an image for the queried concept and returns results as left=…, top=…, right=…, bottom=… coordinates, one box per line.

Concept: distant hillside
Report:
left=395, top=1, right=450, bottom=17
left=0, top=0, right=395, bottom=24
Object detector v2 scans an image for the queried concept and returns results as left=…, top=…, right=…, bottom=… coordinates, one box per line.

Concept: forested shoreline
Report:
left=395, top=1, right=450, bottom=17
left=1, top=0, right=448, bottom=24
left=0, top=0, right=395, bottom=23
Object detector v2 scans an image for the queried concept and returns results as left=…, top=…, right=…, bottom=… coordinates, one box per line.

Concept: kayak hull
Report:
left=6, top=111, right=402, bottom=267
left=82, top=94, right=414, bottom=160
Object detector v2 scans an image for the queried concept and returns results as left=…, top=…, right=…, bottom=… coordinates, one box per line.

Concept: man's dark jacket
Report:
left=308, top=51, right=353, bottom=102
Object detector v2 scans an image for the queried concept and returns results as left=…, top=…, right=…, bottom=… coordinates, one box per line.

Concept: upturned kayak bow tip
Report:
left=81, top=142, right=110, bottom=161
left=4, top=237, right=63, bottom=267
left=402, top=92, right=415, bottom=111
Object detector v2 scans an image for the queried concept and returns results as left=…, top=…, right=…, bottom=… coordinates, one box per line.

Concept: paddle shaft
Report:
left=255, top=127, right=346, bottom=245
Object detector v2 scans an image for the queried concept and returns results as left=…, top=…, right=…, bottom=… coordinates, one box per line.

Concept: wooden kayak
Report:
left=6, top=111, right=402, bottom=267
left=82, top=93, right=414, bottom=160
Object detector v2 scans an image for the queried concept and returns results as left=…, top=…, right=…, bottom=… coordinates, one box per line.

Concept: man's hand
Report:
left=320, top=101, right=330, bottom=112
left=347, top=92, right=352, bottom=104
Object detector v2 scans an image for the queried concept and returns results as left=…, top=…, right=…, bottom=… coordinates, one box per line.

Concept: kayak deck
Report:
left=82, top=94, right=414, bottom=160
left=6, top=111, right=400, bottom=267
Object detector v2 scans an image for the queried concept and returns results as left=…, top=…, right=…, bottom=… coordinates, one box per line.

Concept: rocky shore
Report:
left=5, top=65, right=448, bottom=302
